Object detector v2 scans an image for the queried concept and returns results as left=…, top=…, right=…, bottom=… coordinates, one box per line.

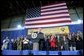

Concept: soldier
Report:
left=17, top=37, right=21, bottom=50
left=13, top=39, right=17, bottom=50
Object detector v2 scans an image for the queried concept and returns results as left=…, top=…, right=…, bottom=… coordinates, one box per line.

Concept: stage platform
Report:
left=2, top=50, right=83, bottom=55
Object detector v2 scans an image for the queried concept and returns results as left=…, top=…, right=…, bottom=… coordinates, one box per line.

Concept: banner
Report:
left=28, top=26, right=69, bottom=35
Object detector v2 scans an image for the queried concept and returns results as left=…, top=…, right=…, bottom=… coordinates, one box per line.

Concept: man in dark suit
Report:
left=76, top=33, right=83, bottom=50
left=44, top=35, right=50, bottom=51
left=39, top=38, right=45, bottom=50
left=56, top=35, right=63, bottom=51
left=67, top=33, right=72, bottom=51
left=10, top=39, right=14, bottom=50
left=32, top=28, right=44, bottom=50
left=70, top=32, right=76, bottom=51
left=37, top=28, right=45, bottom=50
left=62, top=35, right=69, bottom=50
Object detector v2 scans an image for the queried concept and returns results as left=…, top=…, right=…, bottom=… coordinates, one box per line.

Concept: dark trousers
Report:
left=63, top=44, right=69, bottom=50
left=13, top=45, right=17, bottom=50
left=50, top=47, right=56, bottom=51
left=57, top=45, right=61, bottom=51
left=23, top=44, right=28, bottom=50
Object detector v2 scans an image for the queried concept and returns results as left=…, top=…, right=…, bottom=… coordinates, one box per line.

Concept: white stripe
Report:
left=25, top=14, right=70, bottom=20
left=25, top=18, right=71, bottom=24
left=41, top=10, right=68, bottom=15
left=1, top=22, right=83, bottom=31
left=41, top=3, right=66, bottom=9
left=25, top=22, right=71, bottom=28
left=41, top=6, right=67, bottom=12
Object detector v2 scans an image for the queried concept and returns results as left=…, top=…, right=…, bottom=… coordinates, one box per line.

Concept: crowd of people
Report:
left=1, top=36, right=33, bottom=50
left=1, top=31, right=83, bottom=51
left=40, top=31, right=83, bottom=51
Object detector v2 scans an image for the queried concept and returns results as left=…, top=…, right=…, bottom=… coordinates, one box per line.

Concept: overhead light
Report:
left=17, top=25, right=22, bottom=28
left=77, top=19, right=83, bottom=24
left=71, top=19, right=83, bottom=24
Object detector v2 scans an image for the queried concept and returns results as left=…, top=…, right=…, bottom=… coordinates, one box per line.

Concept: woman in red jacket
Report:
left=49, top=35, right=57, bottom=51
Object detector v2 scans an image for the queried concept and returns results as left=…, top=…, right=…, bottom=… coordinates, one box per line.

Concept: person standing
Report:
left=62, top=35, right=69, bottom=50
left=44, top=35, right=50, bottom=51
left=13, top=39, right=17, bottom=50
left=49, top=35, right=56, bottom=51
left=70, top=32, right=76, bottom=51
left=29, top=39, right=33, bottom=50
left=39, top=38, right=45, bottom=50
left=20, top=37, right=23, bottom=50
left=56, top=35, right=63, bottom=51
left=76, top=33, right=83, bottom=50
left=10, top=39, right=14, bottom=50
left=17, top=38, right=22, bottom=50
left=67, top=33, right=72, bottom=51
left=77, top=31, right=83, bottom=39
left=23, top=38, right=29, bottom=50
left=1, top=37, right=10, bottom=50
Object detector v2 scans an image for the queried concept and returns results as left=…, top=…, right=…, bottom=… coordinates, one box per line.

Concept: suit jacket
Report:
left=56, top=36, right=63, bottom=46
left=63, top=38, right=68, bottom=45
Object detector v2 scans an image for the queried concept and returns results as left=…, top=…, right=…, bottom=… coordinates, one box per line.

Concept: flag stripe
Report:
left=41, top=12, right=69, bottom=16
left=41, top=3, right=66, bottom=9
left=41, top=4, right=66, bottom=10
left=25, top=22, right=71, bottom=28
left=26, top=14, right=69, bottom=20
left=41, top=10, right=68, bottom=15
left=41, top=8, right=68, bottom=13
left=25, top=20, right=71, bottom=25
left=41, top=6, right=67, bottom=12
left=25, top=16, right=70, bottom=22
left=25, top=18, right=71, bottom=24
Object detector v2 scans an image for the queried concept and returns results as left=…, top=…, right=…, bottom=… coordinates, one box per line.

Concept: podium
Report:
left=28, top=32, right=44, bottom=50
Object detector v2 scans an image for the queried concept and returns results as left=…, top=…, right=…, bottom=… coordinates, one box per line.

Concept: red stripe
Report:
left=41, top=12, right=69, bottom=16
left=25, top=20, right=71, bottom=25
left=41, top=8, right=68, bottom=13
left=25, top=16, right=70, bottom=22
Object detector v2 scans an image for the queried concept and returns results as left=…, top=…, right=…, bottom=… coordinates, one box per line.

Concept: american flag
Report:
left=25, top=2, right=71, bottom=28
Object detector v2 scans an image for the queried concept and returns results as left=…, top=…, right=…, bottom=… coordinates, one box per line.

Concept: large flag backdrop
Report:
left=25, top=2, right=72, bottom=28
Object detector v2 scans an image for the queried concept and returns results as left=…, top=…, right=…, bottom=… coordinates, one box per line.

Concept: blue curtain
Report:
left=1, top=29, right=27, bottom=44
left=68, top=24, right=83, bottom=33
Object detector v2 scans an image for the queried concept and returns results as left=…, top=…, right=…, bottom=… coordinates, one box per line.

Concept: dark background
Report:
left=0, top=0, right=83, bottom=19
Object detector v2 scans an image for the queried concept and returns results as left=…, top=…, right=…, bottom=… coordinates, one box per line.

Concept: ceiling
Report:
left=0, top=0, right=83, bottom=19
